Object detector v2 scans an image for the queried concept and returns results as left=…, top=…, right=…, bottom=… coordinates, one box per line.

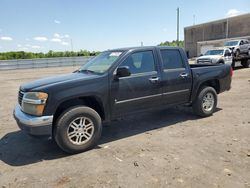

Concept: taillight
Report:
left=230, top=67, right=233, bottom=77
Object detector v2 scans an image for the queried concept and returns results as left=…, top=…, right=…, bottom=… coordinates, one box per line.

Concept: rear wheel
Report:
left=54, top=106, right=102, bottom=154
left=192, top=87, right=217, bottom=117
left=241, top=60, right=250, bottom=68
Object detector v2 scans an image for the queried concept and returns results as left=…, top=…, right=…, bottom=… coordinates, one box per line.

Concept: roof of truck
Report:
left=107, top=46, right=181, bottom=51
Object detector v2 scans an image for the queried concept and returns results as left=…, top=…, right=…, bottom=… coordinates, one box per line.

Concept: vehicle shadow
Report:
left=0, top=107, right=222, bottom=166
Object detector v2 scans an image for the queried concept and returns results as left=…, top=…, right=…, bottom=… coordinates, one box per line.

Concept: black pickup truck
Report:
left=14, top=46, right=232, bottom=153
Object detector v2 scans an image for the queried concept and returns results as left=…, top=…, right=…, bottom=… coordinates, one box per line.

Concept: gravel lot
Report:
left=0, top=66, right=250, bottom=188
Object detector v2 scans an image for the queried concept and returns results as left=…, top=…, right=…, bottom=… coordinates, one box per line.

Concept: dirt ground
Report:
left=0, top=66, right=250, bottom=188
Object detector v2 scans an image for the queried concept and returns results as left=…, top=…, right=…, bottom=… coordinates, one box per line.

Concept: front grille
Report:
left=18, top=90, right=24, bottom=105
left=197, top=59, right=212, bottom=64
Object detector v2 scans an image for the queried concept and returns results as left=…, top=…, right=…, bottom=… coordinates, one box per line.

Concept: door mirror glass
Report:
left=116, top=66, right=131, bottom=78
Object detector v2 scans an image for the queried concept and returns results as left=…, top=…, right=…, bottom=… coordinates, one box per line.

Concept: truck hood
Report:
left=197, top=55, right=222, bottom=60
left=20, top=72, right=99, bottom=91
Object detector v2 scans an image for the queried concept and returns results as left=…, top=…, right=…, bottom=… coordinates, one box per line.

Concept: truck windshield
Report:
left=224, top=41, right=239, bottom=46
left=204, top=50, right=224, bottom=55
left=79, top=51, right=123, bottom=74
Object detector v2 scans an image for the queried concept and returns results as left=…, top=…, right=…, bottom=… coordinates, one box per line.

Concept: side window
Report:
left=160, top=49, right=184, bottom=70
left=120, top=51, right=155, bottom=74
left=240, top=41, right=244, bottom=45
left=244, top=40, right=249, bottom=44
left=225, top=50, right=231, bottom=56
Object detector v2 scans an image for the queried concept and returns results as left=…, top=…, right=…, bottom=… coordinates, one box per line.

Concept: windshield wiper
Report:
left=78, top=69, right=98, bottom=74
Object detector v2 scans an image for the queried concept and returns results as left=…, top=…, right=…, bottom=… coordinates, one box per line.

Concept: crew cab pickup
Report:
left=13, top=46, right=232, bottom=153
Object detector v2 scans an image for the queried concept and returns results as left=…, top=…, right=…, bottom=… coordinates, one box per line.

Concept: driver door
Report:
left=110, top=50, right=162, bottom=118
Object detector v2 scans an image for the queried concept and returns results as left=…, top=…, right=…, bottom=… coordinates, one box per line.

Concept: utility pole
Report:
left=177, top=7, right=180, bottom=47
left=193, top=14, right=196, bottom=25
left=141, top=41, right=144, bottom=46
left=226, top=18, right=229, bottom=38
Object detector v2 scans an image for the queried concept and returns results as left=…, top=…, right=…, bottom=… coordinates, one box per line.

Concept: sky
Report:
left=0, top=0, right=250, bottom=52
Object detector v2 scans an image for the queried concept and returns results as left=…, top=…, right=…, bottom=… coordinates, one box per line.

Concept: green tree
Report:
left=158, top=40, right=184, bottom=48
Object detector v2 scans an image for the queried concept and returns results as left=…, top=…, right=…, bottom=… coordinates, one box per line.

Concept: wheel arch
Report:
left=52, top=95, right=105, bottom=127
left=197, top=79, right=220, bottom=94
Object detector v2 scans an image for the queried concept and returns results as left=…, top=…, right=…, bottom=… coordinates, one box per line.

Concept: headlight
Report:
left=22, top=92, right=48, bottom=116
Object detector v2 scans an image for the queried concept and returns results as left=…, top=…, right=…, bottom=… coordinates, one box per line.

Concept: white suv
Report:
left=224, top=39, right=250, bottom=57
left=196, top=48, right=233, bottom=65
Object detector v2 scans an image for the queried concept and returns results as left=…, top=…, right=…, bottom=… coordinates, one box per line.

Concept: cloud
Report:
left=33, top=36, right=48, bottom=41
left=17, top=44, right=22, bottom=47
left=0, top=36, right=13, bottom=41
left=51, top=38, right=62, bottom=42
left=31, top=45, right=41, bottom=49
left=64, top=34, right=70, bottom=38
left=54, top=19, right=61, bottom=24
left=226, top=9, right=241, bottom=17
left=18, top=47, right=28, bottom=51
left=54, top=33, right=60, bottom=38
left=53, top=33, right=70, bottom=39
left=61, top=41, right=69, bottom=46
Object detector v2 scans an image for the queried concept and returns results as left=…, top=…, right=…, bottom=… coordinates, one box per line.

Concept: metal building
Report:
left=184, top=13, right=250, bottom=57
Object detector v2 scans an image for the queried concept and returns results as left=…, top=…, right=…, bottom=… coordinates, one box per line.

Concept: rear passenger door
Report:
left=159, top=49, right=192, bottom=105
left=243, top=40, right=249, bottom=53
left=239, top=40, right=246, bottom=53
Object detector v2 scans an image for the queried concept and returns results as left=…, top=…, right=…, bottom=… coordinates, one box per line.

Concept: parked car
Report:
left=13, top=46, right=232, bottom=154
left=196, top=48, right=233, bottom=66
left=224, top=39, right=250, bottom=57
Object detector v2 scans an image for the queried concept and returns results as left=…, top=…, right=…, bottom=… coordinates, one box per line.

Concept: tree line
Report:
left=0, top=40, right=184, bottom=60
left=0, top=50, right=100, bottom=60
left=158, top=40, right=184, bottom=48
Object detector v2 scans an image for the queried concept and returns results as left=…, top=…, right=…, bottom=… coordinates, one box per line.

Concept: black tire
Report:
left=231, top=61, right=236, bottom=69
left=241, top=60, right=250, bottom=68
left=218, top=60, right=224, bottom=64
left=54, top=106, right=102, bottom=154
left=192, top=86, right=217, bottom=117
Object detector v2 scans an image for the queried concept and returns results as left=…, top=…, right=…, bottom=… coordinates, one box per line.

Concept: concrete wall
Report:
left=184, top=13, right=250, bottom=57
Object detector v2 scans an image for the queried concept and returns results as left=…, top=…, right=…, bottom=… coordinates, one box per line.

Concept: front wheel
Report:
left=192, top=87, right=217, bottom=117
left=54, top=106, right=102, bottom=154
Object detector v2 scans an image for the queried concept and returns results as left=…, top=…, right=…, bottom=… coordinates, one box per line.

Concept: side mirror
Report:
left=224, top=53, right=231, bottom=57
left=116, top=66, right=131, bottom=78
left=199, top=54, right=203, bottom=57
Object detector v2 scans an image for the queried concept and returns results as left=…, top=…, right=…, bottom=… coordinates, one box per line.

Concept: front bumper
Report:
left=13, top=105, right=53, bottom=136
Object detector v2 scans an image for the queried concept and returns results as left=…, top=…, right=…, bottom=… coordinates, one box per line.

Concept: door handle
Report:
left=180, top=73, right=188, bottom=78
left=149, top=77, right=160, bottom=83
